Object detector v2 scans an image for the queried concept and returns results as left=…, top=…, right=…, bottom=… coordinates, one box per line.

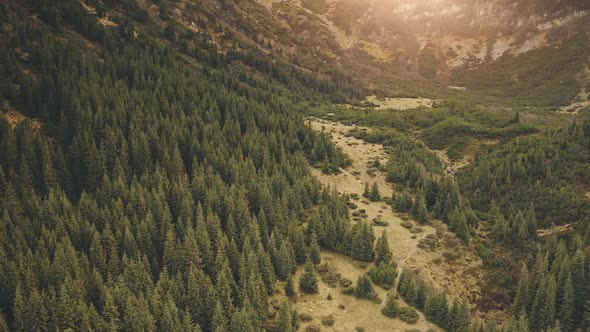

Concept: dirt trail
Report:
left=297, top=117, right=485, bottom=330
left=307, top=117, right=434, bottom=264
left=295, top=118, right=443, bottom=331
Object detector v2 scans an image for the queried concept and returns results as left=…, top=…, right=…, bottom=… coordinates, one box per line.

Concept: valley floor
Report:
left=291, top=118, right=486, bottom=330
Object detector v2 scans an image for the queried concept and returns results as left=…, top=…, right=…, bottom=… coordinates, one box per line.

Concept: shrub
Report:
left=305, top=325, right=321, bottom=332
left=399, top=307, right=419, bottom=324
left=342, top=286, right=355, bottom=295
left=339, top=278, right=353, bottom=288
left=298, top=313, right=313, bottom=322
left=321, top=315, right=335, bottom=326
left=372, top=219, right=389, bottom=227
left=401, top=221, right=413, bottom=229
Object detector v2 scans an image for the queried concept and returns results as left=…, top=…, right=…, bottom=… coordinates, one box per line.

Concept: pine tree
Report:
left=416, top=284, right=427, bottom=310
left=299, top=261, right=318, bottom=294
left=12, top=283, right=26, bottom=332
left=103, top=292, right=120, bottom=332
left=374, top=231, right=392, bottom=266
left=309, top=231, right=321, bottom=265
left=513, top=264, right=530, bottom=314
left=381, top=292, right=399, bottom=318
left=544, top=276, right=557, bottom=330
left=0, top=311, right=8, bottom=332
left=277, top=301, right=293, bottom=332
left=212, top=301, right=228, bottom=332
left=405, top=278, right=417, bottom=305
left=436, top=292, right=450, bottom=328
left=558, top=273, right=574, bottom=331
left=450, top=207, right=470, bottom=242
left=350, top=221, right=375, bottom=262
left=531, top=276, right=548, bottom=331
left=447, top=300, right=461, bottom=331
left=216, top=266, right=235, bottom=319
left=412, top=191, right=429, bottom=223
left=285, top=277, right=296, bottom=297
left=369, top=182, right=381, bottom=201
left=354, top=274, right=376, bottom=299
left=394, top=189, right=413, bottom=213
left=456, top=299, right=471, bottom=332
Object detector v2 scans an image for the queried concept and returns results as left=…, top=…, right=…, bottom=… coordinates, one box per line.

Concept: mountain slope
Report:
left=268, top=0, right=590, bottom=106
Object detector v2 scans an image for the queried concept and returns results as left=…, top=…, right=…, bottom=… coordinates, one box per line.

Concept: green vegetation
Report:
left=349, top=221, right=375, bottom=261
left=368, top=182, right=381, bottom=201
left=398, top=307, right=419, bottom=324
left=399, top=271, right=471, bottom=330
left=419, top=43, right=438, bottom=79
left=299, top=262, right=319, bottom=294
left=1, top=0, right=590, bottom=331
left=452, top=33, right=590, bottom=107
left=329, top=0, right=370, bottom=33
left=381, top=292, right=399, bottom=318
left=0, top=1, right=371, bottom=330
left=301, top=0, right=330, bottom=15
left=354, top=274, right=378, bottom=300
left=369, top=232, right=397, bottom=288
left=460, top=121, right=590, bottom=226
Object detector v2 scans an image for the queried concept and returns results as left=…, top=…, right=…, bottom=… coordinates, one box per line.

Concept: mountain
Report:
left=264, top=0, right=590, bottom=106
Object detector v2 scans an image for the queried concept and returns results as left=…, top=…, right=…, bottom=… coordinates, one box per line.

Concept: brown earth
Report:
left=2, top=102, right=42, bottom=131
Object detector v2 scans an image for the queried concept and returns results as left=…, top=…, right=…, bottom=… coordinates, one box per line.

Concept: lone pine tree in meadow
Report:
left=369, top=182, right=381, bottom=201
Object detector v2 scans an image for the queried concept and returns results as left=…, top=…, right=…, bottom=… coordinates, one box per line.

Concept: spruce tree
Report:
left=309, top=232, right=321, bottom=265
left=456, top=299, right=471, bottom=332
left=299, top=261, right=318, bottom=294
left=103, top=292, right=120, bottom=332
left=350, top=221, right=375, bottom=262
left=559, top=273, right=574, bottom=331
left=513, top=264, right=530, bottom=315
left=381, top=292, right=399, bottom=318
left=413, top=192, right=429, bottom=223
left=374, top=231, right=392, bottom=266
left=278, top=301, right=293, bottom=332
left=354, top=274, right=376, bottom=299
left=212, top=301, right=228, bottom=332
left=369, top=182, right=381, bottom=201
left=285, top=277, right=296, bottom=297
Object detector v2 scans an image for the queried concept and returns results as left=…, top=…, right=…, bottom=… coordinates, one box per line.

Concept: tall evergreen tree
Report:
left=299, top=261, right=318, bottom=294
left=382, top=292, right=399, bottom=318
left=309, top=231, right=321, bottom=265
left=374, top=231, right=392, bottom=266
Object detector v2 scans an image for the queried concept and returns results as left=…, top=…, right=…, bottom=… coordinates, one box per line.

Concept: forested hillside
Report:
left=0, top=1, right=371, bottom=330
left=311, top=97, right=590, bottom=330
